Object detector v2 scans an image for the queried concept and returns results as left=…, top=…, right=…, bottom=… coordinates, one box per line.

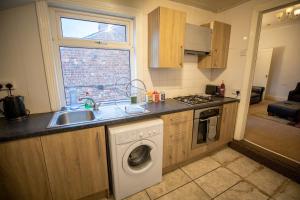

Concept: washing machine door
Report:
left=122, top=139, right=158, bottom=176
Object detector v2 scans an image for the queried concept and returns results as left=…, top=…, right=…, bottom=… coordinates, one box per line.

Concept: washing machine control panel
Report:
left=115, top=126, right=162, bottom=145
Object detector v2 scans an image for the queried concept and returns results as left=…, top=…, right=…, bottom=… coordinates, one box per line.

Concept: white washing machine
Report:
left=108, top=119, right=163, bottom=200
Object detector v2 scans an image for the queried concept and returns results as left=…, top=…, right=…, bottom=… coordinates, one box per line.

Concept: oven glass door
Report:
left=192, top=118, right=208, bottom=148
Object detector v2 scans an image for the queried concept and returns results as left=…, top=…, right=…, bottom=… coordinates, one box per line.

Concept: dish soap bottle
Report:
left=84, top=92, right=94, bottom=109
left=220, top=81, right=225, bottom=97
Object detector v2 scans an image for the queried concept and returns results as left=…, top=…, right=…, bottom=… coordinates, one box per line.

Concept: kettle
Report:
left=0, top=83, right=30, bottom=120
left=0, top=95, right=30, bottom=120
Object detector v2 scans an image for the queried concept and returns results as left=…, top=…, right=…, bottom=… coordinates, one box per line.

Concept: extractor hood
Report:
left=184, top=23, right=211, bottom=55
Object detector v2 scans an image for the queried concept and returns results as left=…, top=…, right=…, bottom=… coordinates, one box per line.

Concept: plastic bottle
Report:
left=160, top=91, right=166, bottom=102
left=220, top=81, right=225, bottom=97
left=69, top=88, right=79, bottom=109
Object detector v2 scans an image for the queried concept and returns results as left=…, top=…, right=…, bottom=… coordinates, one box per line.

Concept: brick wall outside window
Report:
left=60, top=47, right=131, bottom=105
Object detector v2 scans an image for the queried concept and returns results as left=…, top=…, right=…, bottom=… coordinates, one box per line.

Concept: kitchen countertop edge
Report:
left=0, top=98, right=239, bottom=143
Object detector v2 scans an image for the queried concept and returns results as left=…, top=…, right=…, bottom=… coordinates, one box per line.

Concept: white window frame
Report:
left=49, top=8, right=135, bottom=107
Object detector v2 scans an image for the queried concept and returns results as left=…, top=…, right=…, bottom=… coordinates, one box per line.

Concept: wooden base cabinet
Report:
left=220, top=102, right=238, bottom=142
left=161, top=111, right=193, bottom=169
left=41, top=127, right=109, bottom=200
left=0, top=137, right=52, bottom=200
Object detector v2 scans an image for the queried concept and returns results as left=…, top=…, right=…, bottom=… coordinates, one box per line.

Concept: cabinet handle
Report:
left=179, top=45, right=183, bottom=66
left=96, top=132, right=101, bottom=159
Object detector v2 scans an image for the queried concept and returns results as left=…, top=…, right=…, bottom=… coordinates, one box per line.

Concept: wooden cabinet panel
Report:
left=198, top=21, right=231, bottom=69
left=208, top=102, right=238, bottom=151
left=0, top=138, right=51, bottom=200
left=41, top=127, right=108, bottom=200
left=211, top=21, right=231, bottom=68
left=148, top=7, right=186, bottom=68
left=220, top=102, right=238, bottom=143
left=161, top=111, right=193, bottom=169
left=198, top=54, right=212, bottom=69
left=162, top=110, right=193, bottom=125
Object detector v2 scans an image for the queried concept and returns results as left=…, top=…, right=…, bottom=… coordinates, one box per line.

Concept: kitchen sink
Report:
left=48, top=110, right=96, bottom=128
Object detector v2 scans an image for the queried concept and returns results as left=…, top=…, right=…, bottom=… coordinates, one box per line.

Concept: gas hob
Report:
left=173, top=95, right=214, bottom=106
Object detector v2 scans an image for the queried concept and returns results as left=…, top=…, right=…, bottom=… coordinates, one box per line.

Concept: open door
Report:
left=253, top=48, right=273, bottom=100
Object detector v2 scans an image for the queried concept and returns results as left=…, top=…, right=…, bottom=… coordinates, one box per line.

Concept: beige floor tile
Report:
left=272, top=180, right=300, bottom=200
left=146, top=169, right=191, bottom=199
left=123, top=191, right=150, bottom=200
left=214, top=181, right=268, bottom=200
left=246, top=167, right=287, bottom=196
left=195, top=167, right=241, bottom=198
left=157, top=182, right=210, bottom=200
left=210, top=148, right=242, bottom=165
left=226, top=156, right=262, bottom=178
left=181, top=157, right=221, bottom=179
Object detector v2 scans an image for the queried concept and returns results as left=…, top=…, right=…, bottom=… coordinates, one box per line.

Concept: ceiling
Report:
left=0, top=0, right=34, bottom=11
left=1, top=0, right=252, bottom=12
left=170, top=0, right=250, bottom=13
left=262, top=3, right=300, bottom=29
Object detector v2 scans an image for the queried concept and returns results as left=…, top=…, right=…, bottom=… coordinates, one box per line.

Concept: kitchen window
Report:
left=50, top=9, right=134, bottom=106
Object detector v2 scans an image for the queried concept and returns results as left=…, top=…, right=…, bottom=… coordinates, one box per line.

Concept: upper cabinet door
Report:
left=198, top=21, right=231, bottom=69
left=0, top=137, right=52, bottom=200
left=148, top=7, right=186, bottom=68
left=211, top=21, right=231, bottom=68
left=41, top=127, right=108, bottom=200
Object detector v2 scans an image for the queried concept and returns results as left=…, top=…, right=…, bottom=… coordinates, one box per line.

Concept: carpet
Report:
left=249, top=101, right=299, bottom=128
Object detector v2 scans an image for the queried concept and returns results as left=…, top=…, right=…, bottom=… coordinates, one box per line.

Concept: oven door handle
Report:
left=199, top=115, right=220, bottom=122
left=199, top=118, right=209, bottom=122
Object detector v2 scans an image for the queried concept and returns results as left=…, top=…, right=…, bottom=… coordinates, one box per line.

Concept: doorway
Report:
left=244, top=3, right=300, bottom=162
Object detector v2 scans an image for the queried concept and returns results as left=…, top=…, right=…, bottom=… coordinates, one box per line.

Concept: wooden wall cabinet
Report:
left=198, top=21, right=231, bottom=69
left=41, top=127, right=108, bottom=200
left=161, top=111, right=193, bottom=169
left=148, top=7, right=186, bottom=68
left=0, top=137, right=52, bottom=200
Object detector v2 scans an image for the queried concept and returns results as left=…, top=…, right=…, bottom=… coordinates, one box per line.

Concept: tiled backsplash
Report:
left=143, top=55, right=212, bottom=98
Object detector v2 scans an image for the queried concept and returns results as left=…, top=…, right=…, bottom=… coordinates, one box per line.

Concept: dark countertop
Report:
left=0, top=97, right=239, bottom=143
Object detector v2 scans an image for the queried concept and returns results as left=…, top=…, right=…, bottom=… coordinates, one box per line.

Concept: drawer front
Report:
left=161, top=110, right=193, bottom=125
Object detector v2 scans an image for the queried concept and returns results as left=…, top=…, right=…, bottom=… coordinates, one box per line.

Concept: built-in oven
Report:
left=192, top=106, right=222, bottom=149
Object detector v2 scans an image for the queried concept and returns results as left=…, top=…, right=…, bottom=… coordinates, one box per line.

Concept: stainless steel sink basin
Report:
left=48, top=110, right=96, bottom=128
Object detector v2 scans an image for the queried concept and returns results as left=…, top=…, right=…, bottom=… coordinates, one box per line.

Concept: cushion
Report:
left=268, top=101, right=300, bottom=121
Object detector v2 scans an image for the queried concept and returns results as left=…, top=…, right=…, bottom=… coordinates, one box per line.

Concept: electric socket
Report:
left=0, top=81, right=16, bottom=89
left=231, top=89, right=240, bottom=97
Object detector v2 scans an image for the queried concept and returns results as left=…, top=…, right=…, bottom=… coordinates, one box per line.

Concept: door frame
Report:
left=234, top=0, right=298, bottom=140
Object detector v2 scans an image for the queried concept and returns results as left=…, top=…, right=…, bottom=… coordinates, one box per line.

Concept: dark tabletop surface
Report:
left=0, top=97, right=239, bottom=143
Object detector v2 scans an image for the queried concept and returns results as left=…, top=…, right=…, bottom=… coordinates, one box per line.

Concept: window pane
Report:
left=61, top=18, right=126, bottom=42
left=60, top=47, right=130, bottom=105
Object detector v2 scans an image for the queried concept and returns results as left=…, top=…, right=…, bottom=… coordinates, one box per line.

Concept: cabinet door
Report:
left=208, top=102, right=238, bottom=151
left=159, top=7, right=186, bottom=68
left=0, top=138, right=52, bottom=200
left=41, top=127, right=108, bottom=200
left=161, top=111, right=193, bottom=169
left=198, top=54, right=212, bottom=68
left=211, top=21, right=231, bottom=68
left=220, top=102, right=238, bottom=143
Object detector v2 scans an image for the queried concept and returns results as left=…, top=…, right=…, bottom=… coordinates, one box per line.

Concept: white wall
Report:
left=258, top=23, right=300, bottom=101
left=0, top=3, right=51, bottom=114
left=214, top=0, right=270, bottom=97
left=110, top=0, right=216, bottom=97
left=0, top=0, right=284, bottom=114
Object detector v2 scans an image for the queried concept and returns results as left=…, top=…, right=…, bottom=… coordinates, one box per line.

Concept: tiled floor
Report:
left=107, top=147, right=300, bottom=200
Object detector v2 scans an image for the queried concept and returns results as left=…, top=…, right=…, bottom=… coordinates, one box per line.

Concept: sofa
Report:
left=250, top=86, right=265, bottom=104
left=288, top=82, right=300, bottom=102
left=267, top=82, right=300, bottom=123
